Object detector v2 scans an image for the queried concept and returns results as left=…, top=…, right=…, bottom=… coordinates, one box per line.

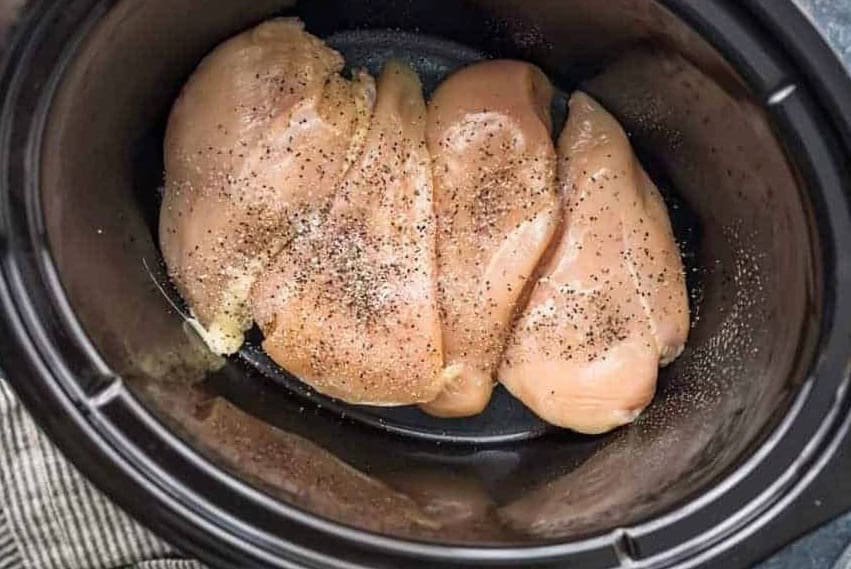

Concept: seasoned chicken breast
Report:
left=160, top=18, right=374, bottom=355
left=251, top=61, right=444, bottom=405
left=421, top=60, right=560, bottom=417
left=499, top=92, right=688, bottom=434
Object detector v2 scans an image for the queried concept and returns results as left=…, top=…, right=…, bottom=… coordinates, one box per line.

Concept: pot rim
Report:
left=0, top=0, right=850, bottom=567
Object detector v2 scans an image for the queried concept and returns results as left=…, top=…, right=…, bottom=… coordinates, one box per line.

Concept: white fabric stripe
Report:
left=0, top=409, right=23, bottom=569
left=134, top=561, right=207, bottom=568
left=31, top=420, right=97, bottom=569
left=104, top=462, right=170, bottom=562
left=72, top=467, right=123, bottom=566
left=35, top=396, right=174, bottom=565
left=0, top=540, right=19, bottom=559
left=133, top=506, right=175, bottom=560
left=44, top=446, right=100, bottom=569
left=13, top=387, right=80, bottom=569
left=0, top=509, right=21, bottom=569
left=54, top=429, right=175, bottom=567
left=0, top=554, right=22, bottom=569
left=93, top=481, right=142, bottom=565
left=18, top=393, right=77, bottom=569
left=0, top=509, right=16, bottom=553
left=0, top=522, right=14, bottom=545
left=81, top=478, right=132, bottom=564
left=124, top=512, right=165, bottom=562
left=139, top=506, right=175, bottom=557
left=0, top=533, right=21, bottom=564
left=18, top=414, right=77, bottom=568
left=0, top=383, right=53, bottom=569
left=0, top=540, right=16, bottom=557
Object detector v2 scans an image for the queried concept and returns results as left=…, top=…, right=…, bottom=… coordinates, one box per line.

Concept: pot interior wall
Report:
left=39, top=0, right=819, bottom=544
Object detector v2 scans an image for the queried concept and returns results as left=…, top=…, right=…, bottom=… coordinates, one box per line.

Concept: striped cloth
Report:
left=0, top=379, right=205, bottom=569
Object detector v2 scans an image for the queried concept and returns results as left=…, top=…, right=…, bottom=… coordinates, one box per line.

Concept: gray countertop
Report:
left=760, top=513, right=851, bottom=568
left=797, top=0, right=851, bottom=66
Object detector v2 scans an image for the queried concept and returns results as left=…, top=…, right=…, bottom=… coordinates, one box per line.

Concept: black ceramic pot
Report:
left=1, top=0, right=850, bottom=567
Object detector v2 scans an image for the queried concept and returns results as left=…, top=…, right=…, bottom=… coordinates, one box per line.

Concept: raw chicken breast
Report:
left=160, top=18, right=374, bottom=354
left=251, top=61, right=444, bottom=405
left=499, top=91, right=688, bottom=434
left=421, top=60, right=560, bottom=417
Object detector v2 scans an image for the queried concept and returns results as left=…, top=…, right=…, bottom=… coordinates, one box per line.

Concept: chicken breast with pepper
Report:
left=251, top=61, right=444, bottom=405
left=160, top=18, right=374, bottom=354
left=499, top=92, right=688, bottom=434
left=421, top=60, right=560, bottom=417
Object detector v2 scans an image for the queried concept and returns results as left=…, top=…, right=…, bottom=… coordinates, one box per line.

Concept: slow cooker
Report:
left=1, top=0, right=850, bottom=567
